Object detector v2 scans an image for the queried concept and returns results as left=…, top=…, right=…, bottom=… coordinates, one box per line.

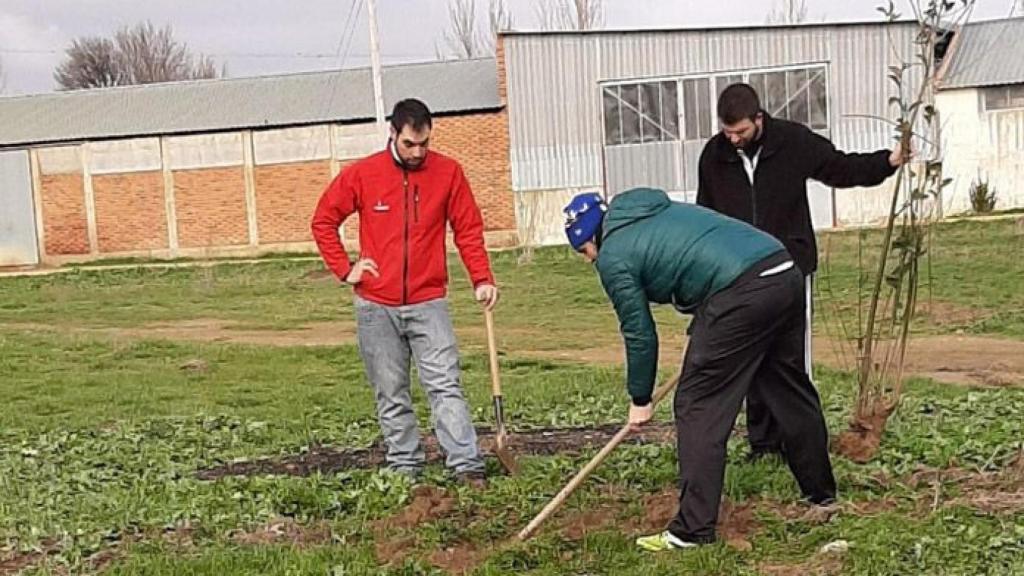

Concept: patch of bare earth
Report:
left=917, top=300, right=989, bottom=330
left=0, top=540, right=60, bottom=576
left=907, top=453, right=1024, bottom=515
left=1, top=319, right=358, bottom=347
left=526, top=332, right=1024, bottom=390
left=817, top=334, right=1024, bottom=388
left=371, top=486, right=482, bottom=573
left=227, top=517, right=333, bottom=547
left=5, top=306, right=1022, bottom=389
left=759, top=553, right=845, bottom=576
left=427, top=544, right=491, bottom=576
left=196, top=423, right=677, bottom=479
left=557, top=489, right=760, bottom=552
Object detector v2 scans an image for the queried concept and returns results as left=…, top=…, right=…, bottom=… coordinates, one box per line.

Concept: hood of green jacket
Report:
left=602, top=187, right=672, bottom=240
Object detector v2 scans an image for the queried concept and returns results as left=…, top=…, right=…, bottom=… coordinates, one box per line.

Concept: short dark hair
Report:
left=717, top=83, right=761, bottom=124
left=390, top=98, right=432, bottom=133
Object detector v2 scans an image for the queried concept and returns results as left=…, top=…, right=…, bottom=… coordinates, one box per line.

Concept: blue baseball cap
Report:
left=563, top=192, right=608, bottom=250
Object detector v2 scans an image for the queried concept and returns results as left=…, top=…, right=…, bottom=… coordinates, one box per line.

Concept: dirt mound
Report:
left=628, top=489, right=678, bottom=534
left=374, top=486, right=457, bottom=532
left=370, top=485, right=497, bottom=574
left=372, top=486, right=459, bottom=569
left=620, top=489, right=759, bottom=551
left=833, top=409, right=893, bottom=463
left=717, top=500, right=759, bottom=551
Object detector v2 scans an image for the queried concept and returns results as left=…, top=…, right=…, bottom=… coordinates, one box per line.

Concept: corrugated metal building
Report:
left=935, top=17, right=1024, bottom=215
left=501, top=21, right=926, bottom=245
left=0, top=58, right=516, bottom=267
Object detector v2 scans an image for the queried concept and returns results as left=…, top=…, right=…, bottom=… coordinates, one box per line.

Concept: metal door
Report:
left=0, top=150, right=40, bottom=266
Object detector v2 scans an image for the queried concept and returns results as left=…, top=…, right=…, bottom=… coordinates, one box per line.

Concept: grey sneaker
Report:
left=383, top=466, right=423, bottom=483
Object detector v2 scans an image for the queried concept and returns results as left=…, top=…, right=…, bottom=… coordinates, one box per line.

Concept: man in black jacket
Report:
left=697, top=83, right=906, bottom=459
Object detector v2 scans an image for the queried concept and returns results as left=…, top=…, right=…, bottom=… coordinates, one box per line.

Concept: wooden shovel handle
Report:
left=484, top=308, right=502, bottom=397
left=516, top=371, right=682, bottom=541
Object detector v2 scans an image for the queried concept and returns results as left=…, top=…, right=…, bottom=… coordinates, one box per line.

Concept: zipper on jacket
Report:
left=413, top=185, right=420, bottom=223
left=751, top=184, right=758, bottom=227
left=402, top=172, right=410, bottom=305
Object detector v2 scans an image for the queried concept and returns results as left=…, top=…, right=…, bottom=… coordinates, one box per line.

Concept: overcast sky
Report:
left=0, top=0, right=1015, bottom=95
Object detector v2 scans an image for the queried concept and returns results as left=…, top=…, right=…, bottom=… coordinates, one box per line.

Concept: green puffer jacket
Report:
left=595, top=188, right=784, bottom=403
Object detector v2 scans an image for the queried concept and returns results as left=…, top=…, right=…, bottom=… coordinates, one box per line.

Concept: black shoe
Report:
left=455, top=471, right=488, bottom=490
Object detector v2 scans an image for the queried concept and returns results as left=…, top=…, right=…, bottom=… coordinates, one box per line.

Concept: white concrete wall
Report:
left=937, top=88, right=1024, bottom=215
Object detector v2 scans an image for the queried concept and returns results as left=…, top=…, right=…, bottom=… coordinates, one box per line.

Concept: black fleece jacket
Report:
left=697, top=114, right=897, bottom=274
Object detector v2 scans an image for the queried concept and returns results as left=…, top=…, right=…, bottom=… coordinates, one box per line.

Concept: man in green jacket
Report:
left=563, top=187, right=836, bottom=550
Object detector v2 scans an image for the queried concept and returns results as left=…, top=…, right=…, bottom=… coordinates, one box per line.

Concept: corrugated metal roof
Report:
left=940, top=17, right=1024, bottom=89
left=0, top=58, right=500, bottom=148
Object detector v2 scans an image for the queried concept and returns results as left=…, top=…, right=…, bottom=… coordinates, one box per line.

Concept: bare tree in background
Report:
left=0, top=56, right=7, bottom=93
left=55, top=21, right=220, bottom=91
left=766, top=0, right=809, bottom=23
left=441, top=0, right=514, bottom=59
left=442, top=0, right=483, bottom=59
left=535, top=0, right=603, bottom=31
left=484, top=0, right=514, bottom=54
left=54, top=37, right=124, bottom=89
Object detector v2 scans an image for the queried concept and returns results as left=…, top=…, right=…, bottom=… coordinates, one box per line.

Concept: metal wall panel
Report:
left=0, top=150, right=39, bottom=266
left=505, top=23, right=920, bottom=194
left=604, top=142, right=679, bottom=195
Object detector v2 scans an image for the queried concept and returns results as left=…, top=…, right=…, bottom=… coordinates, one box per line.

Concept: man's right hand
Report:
left=345, top=258, right=379, bottom=285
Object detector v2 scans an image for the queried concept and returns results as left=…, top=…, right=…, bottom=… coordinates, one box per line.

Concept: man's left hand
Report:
left=628, top=402, right=653, bottom=432
left=475, top=283, right=499, bottom=311
left=889, top=143, right=912, bottom=167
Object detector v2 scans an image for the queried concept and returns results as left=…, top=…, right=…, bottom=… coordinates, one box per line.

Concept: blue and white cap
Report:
left=563, top=192, right=608, bottom=250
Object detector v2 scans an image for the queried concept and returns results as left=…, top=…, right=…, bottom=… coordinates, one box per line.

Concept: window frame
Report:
left=982, top=84, right=1024, bottom=112
left=600, top=78, right=681, bottom=147
left=599, top=61, right=831, bottom=149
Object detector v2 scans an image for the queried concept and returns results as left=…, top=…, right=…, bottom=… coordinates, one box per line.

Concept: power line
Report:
left=338, top=0, right=366, bottom=70
left=0, top=47, right=423, bottom=59
left=319, top=0, right=366, bottom=122
left=333, top=0, right=359, bottom=60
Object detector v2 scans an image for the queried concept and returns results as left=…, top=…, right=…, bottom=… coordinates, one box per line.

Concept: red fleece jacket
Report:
left=311, top=148, right=494, bottom=306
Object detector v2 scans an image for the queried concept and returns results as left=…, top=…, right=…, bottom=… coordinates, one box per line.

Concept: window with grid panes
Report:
left=601, top=81, right=680, bottom=146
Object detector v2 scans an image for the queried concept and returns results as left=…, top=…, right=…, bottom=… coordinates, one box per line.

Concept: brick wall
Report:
left=338, top=107, right=515, bottom=247
left=39, top=173, right=89, bottom=255
left=432, top=111, right=516, bottom=232
left=255, top=160, right=331, bottom=244
left=34, top=106, right=516, bottom=263
left=93, top=172, right=167, bottom=252
left=174, top=167, right=249, bottom=248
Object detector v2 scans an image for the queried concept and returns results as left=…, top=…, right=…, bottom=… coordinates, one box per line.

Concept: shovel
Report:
left=516, top=370, right=682, bottom=541
left=484, top=308, right=519, bottom=475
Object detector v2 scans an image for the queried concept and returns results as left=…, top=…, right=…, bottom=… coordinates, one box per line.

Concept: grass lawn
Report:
left=0, top=216, right=1022, bottom=575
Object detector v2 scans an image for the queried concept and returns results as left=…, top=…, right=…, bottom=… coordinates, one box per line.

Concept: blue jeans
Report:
left=354, top=295, right=484, bottom=475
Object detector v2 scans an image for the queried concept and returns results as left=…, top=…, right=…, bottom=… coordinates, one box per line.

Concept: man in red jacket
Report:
left=311, top=98, right=498, bottom=487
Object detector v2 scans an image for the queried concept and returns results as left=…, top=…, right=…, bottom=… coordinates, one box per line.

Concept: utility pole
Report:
left=366, top=0, right=387, bottom=137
